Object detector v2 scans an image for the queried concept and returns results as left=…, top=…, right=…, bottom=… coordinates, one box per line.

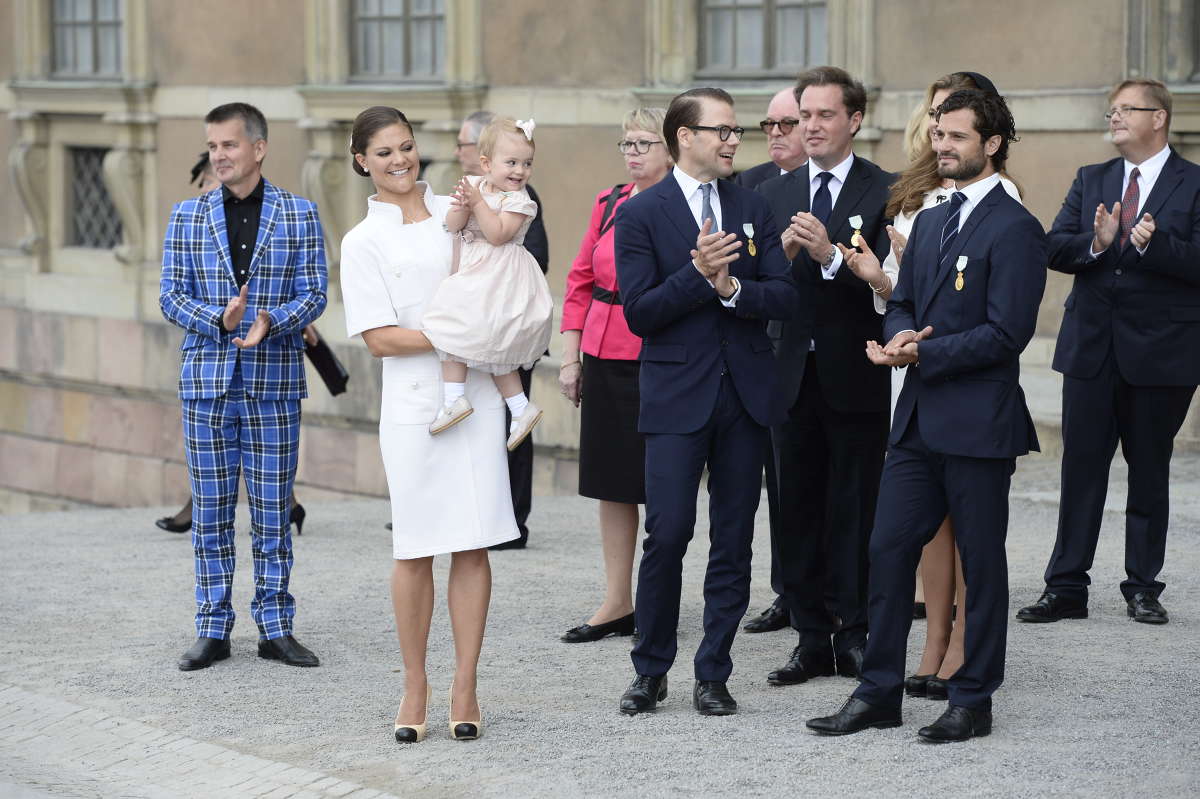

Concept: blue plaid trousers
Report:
left=182, top=367, right=300, bottom=640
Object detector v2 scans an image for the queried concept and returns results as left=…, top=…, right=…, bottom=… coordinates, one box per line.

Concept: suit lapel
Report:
left=659, top=178, right=700, bottom=252
left=1102, top=158, right=1123, bottom=209
left=791, top=164, right=812, bottom=213
left=918, top=184, right=1002, bottom=318
left=205, top=189, right=237, bottom=286
left=717, top=179, right=746, bottom=276
left=826, top=157, right=871, bottom=242
left=248, top=180, right=280, bottom=280
left=1137, top=150, right=1184, bottom=222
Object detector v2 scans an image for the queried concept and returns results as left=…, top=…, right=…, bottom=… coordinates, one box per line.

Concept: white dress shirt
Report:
left=950, top=172, right=1002, bottom=232
left=1089, top=143, right=1170, bottom=258
left=672, top=165, right=740, bottom=306
left=809, top=151, right=856, bottom=279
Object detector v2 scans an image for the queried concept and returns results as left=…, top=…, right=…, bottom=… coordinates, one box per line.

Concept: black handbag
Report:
left=304, top=326, right=349, bottom=396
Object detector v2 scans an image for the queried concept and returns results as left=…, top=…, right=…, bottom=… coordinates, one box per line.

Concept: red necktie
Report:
left=1118, top=167, right=1140, bottom=248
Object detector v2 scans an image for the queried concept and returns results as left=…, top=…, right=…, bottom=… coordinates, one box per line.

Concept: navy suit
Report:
left=1042, top=150, right=1200, bottom=602
left=615, top=173, right=797, bottom=681
left=853, top=182, right=1046, bottom=711
left=757, top=157, right=893, bottom=655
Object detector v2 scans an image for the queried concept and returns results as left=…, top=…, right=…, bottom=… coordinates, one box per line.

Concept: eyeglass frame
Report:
left=454, top=140, right=477, bottom=152
left=1103, top=105, right=1163, bottom=121
left=759, top=118, right=799, bottom=135
left=687, top=124, right=745, bottom=142
left=617, top=139, right=664, bottom=155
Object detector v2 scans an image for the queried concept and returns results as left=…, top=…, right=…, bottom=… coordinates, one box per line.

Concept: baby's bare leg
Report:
left=492, top=370, right=523, bottom=399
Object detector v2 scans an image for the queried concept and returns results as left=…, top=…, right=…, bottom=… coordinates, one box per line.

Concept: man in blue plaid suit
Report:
left=161, top=103, right=328, bottom=671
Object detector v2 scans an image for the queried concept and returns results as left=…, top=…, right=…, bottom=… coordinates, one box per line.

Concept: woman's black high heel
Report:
left=155, top=499, right=193, bottom=533
left=290, top=503, right=306, bottom=536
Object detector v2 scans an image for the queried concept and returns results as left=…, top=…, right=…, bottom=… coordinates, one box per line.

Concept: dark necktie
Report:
left=811, top=172, right=833, bottom=226
left=1118, top=167, right=1141, bottom=248
left=701, top=182, right=717, bottom=231
left=939, top=191, right=967, bottom=267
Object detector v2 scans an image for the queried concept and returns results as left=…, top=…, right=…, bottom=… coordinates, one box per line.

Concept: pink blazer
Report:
left=561, top=185, right=643, bottom=360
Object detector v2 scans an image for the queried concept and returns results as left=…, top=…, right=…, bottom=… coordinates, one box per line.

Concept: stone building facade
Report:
left=2, top=0, right=1199, bottom=511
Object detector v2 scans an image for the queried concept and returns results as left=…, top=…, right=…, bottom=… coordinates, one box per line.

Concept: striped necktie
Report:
left=939, top=191, right=967, bottom=267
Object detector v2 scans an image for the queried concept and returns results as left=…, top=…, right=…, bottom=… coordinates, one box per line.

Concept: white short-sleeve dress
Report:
left=340, top=185, right=520, bottom=558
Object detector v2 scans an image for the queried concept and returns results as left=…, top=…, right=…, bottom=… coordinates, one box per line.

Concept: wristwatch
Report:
left=821, top=245, right=837, bottom=268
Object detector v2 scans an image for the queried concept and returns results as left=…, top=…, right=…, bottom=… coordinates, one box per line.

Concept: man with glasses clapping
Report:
left=1018, top=78, right=1200, bottom=628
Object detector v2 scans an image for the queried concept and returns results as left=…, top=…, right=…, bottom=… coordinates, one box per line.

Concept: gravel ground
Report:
left=1, top=452, right=1198, bottom=797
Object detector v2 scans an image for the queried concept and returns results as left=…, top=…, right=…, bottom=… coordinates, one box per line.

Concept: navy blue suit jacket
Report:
left=758, top=157, right=894, bottom=413
left=614, top=175, right=798, bottom=434
left=1048, top=150, right=1200, bottom=385
left=886, top=182, right=1046, bottom=458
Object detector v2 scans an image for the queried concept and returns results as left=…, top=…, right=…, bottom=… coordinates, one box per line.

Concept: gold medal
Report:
left=955, top=273, right=964, bottom=291
left=849, top=215, right=864, bottom=248
left=743, top=222, right=756, bottom=256
left=748, top=239, right=757, bottom=256
left=955, top=255, right=967, bottom=291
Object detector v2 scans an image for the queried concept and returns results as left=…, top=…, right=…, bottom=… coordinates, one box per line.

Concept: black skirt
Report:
left=578, top=354, right=646, bottom=504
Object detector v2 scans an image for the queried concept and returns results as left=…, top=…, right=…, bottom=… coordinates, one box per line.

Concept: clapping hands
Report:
left=865, top=325, right=933, bottom=367
left=690, top=218, right=740, bottom=296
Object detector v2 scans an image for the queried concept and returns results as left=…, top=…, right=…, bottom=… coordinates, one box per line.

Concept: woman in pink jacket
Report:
left=557, top=107, right=671, bottom=643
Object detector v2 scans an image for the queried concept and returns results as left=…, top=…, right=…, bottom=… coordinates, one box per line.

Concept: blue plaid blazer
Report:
left=160, top=179, right=328, bottom=400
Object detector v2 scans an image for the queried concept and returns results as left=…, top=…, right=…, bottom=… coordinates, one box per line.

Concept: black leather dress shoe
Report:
left=257, top=635, right=319, bottom=667
left=693, top=680, right=737, bottom=716
left=767, top=644, right=835, bottom=685
left=904, top=673, right=935, bottom=697
left=1127, top=592, right=1169, bottom=624
left=743, top=598, right=789, bottom=633
left=620, top=674, right=667, bottom=715
left=806, top=697, right=902, bottom=736
left=918, top=704, right=992, bottom=742
left=835, top=646, right=865, bottom=679
left=1016, top=591, right=1088, bottom=623
left=178, top=637, right=230, bottom=671
left=560, top=612, right=635, bottom=643
left=925, top=677, right=948, bottom=700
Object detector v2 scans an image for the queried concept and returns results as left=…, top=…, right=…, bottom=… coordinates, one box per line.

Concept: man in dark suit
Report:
left=807, top=89, right=1046, bottom=742
left=456, top=110, right=549, bottom=550
left=1017, top=79, right=1200, bottom=626
left=756, top=66, right=894, bottom=685
left=736, top=87, right=808, bottom=635
left=613, top=88, right=797, bottom=717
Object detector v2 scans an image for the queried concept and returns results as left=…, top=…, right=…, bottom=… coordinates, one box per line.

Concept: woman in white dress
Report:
left=839, top=72, right=1022, bottom=701
left=340, top=106, right=519, bottom=744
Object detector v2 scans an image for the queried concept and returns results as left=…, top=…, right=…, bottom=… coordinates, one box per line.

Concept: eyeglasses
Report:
left=688, top=125, right=745, bottom=141
left=759, top=118, right=799, bottom=135
left=1104, top=106, right=1163, bottom=121
left=454, top=140, right=477, bottom=152
left=617, top=139, right=664, bottom=155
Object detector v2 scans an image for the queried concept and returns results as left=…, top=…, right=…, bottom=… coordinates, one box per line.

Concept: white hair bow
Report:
left=516, top=118, right=536, bottom=141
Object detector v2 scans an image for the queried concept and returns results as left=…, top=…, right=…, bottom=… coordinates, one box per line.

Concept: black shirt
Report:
left=222, top=178, right=265, bottom=287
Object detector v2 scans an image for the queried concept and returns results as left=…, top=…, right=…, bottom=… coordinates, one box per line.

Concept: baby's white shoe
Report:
left=505, top=401, right=543, bottom=451
left=430, top=396, right=474, bottom=435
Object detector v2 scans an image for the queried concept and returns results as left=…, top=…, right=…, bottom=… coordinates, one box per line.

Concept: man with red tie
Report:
left=1018, top=78, right=1200, bottom=626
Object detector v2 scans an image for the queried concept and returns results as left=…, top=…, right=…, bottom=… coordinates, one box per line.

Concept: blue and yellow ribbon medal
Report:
left=849, top=215, right=864, bottom=247
left=955, top=255, right=967, bottom=291
left=743, top=222, right=756, bottom=256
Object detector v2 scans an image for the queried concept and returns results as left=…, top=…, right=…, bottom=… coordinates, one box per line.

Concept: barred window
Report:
left=69, top=148, right=123, bottom=249
left=700, top=0, right=826, bottom=76
left=352, top=0, right=445, bottom=80
left=53, top=0, right=123, bottom=78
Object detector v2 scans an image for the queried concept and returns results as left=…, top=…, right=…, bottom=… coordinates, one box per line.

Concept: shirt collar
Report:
left=1125, top=144, right=1171, bottom=186
left=673, top=164, right=716, bottom=200
left=810, top=152, right=855, bottom=186
left=953, top=172, right=1002, bottom=210
left=222, top=177, right=265, bottom=204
